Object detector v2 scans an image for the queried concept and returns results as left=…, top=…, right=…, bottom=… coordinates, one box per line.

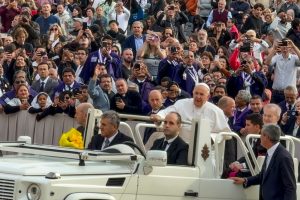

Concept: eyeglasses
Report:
left=14, top=80, right=26, bottom=84
left=111, top=50, right=119, bottom=53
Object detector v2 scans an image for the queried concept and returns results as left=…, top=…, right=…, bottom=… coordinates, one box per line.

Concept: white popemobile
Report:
left=0, top=109, right=299, bottom=200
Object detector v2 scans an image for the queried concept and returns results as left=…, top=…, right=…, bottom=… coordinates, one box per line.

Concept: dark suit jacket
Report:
left=278, top=100, right=296, bottom=120
left=88, top=131, right=133, bottom=150
left=245, top=144, right=296, bottom=200
left=110, top=91, right=143, bottom=114
left=151, top=136, right=188, bottom=165
left=52, top=81, right=81, bottom=99
left=121, top=34, right=146, bottom=58
left=232, top=106, right=251, bottom=133
left=281, top=116, right=300, bottom=138
left=31, top=77, right=59, bottom=98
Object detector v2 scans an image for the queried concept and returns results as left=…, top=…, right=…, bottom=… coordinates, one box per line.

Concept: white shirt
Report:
left=75, top=65, right=83, bottom=84
left=164, top=136, right=178, bottom=151
left=266, top=142, right=280, bottom=169
left=271, top=53, right=300, bottom=90
left=108, top=8, right=130, bottom=32
left=157, top=99, right=230, bottom=133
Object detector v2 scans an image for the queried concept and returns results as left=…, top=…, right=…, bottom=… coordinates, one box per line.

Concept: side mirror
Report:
left=17, top=136, right=32, bottom=144
left=145, top=150, right=167, bottom=167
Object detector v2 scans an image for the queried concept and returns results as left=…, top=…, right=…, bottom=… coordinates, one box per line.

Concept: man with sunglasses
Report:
left=80, top=35, right=122, bottom=84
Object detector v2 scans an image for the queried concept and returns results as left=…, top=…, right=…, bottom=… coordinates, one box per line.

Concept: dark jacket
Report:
left=156, top=12, right=189, bottom=43
left=286, top=28, right=300, bottom=50
left=244, top=144, right=296, bottom=200
left=151, top=136, right=189, bottom=165
left=241, top=14, right=263, bottom=38
left=88, top=131, right=133, bottom=150
left=121, top=34, right=146, bottom=58
left=110, top=91, right=143, bottom=115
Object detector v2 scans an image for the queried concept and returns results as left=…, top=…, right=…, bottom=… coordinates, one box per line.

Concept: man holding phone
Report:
left=80, top=35, right=122, bottom=83
left=265, top=39, right=300, bottom=104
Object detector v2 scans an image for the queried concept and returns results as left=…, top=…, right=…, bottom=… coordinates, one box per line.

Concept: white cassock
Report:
left=157, top=98, right=230, bottom=141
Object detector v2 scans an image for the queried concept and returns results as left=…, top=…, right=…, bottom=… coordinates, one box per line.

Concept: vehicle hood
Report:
left=0, top=155, right=134, bottom=176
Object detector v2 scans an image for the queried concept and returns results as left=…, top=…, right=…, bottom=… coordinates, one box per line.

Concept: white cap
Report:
left=195, top=82, right=210, bottom=92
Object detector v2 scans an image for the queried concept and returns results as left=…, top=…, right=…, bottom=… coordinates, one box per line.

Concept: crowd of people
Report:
left=0, top=0, right=299, bottom=193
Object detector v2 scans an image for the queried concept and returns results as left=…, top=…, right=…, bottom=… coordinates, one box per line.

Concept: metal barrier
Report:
left=0, top=111, right=78, bottom=145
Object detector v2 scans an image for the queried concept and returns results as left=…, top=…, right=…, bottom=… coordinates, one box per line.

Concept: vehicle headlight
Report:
left=27, top=184, right=41, bottom=200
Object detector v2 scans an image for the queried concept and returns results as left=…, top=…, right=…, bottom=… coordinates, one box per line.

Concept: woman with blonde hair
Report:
left=47, top=24, right=66, bottom=51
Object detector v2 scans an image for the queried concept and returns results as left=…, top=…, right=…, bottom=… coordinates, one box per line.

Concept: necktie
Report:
left=263, top=153, right=269, bottom=172
left=288, top=104, right=292, bottom=111
left=40, top=82, right=45, bottom=92
left=103, top=138, right=110, bottom=149
left=162, top=141, right=168, bottom=150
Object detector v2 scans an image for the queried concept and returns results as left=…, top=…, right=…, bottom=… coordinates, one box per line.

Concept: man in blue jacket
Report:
left=80, top=35, right=122, bottom=84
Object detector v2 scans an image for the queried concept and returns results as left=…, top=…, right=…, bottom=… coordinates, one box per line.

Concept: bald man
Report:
left=151, top=83, right=230, bottom=133
left=75, top=102, right=95, bottom=136
left=218, top=96, right=237, bottom=167
left=143, top=90, right=165, bottom=144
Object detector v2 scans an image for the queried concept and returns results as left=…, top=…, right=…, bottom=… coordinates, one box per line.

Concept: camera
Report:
left=133, top=63, right=141, bottom=70
left=82, top=22, right=88, bottom=30
left=170, top=46, right=178, bottom=54
left=280, top=39, right=288, bottom=46
left=168, top=5, right=175, bottom=10
left=240, top=42, right=251, bottom=52
left=72, top=88, right=81, bottom=96
left=115, top=96, right=122, bottom=102
left=287, top=110, right=299, bottom=117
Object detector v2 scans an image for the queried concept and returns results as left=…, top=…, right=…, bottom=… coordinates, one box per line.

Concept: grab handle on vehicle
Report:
left=184, top=191, right=198, bottom=197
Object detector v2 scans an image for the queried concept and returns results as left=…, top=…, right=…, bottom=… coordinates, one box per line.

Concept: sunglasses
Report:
left=51, top=28, right=58, bottom=31
left=15, top=80, right=26, bottom=84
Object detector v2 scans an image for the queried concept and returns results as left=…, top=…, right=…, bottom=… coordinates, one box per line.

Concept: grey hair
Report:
left=284, top=85, right=298, bottom=95
left=132, top=21, right=144, bottom=29
left=261, top=124, right=281, bottom=143
left=264, top=103, right=282, bottom=119
left=101, top=110, right=120, bottom=128
left=218, top=96, right=234, bottom=109
left=237, top=90, right=252, bottom=103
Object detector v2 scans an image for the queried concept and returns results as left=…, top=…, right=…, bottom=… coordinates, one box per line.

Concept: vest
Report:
left=212, top=9, right=228, bottom=24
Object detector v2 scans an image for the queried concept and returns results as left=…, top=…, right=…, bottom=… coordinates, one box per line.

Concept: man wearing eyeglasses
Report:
left=80, top=35, right=122, bottom=84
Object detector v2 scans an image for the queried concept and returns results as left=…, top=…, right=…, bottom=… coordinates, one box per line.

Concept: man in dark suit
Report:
left=231, top=124, right=296, bottom=200
left=88, top=110, right=133, bottom=150
left=53, top=67, right=81, bottom=99
left=110, top=78, right=143, bottom=115
left=150, top=112, right=188, bottom=165
left=143, top=89, right=165, bottom=144
left=218, top=96, right=237, bottom=168
left=121, top=21, right=145, bottom=59
left=278, top=85, right=298, bottom=120
left=233, top=90, right=252, bottom=135
left=31, top=62, right=59, bottom=98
